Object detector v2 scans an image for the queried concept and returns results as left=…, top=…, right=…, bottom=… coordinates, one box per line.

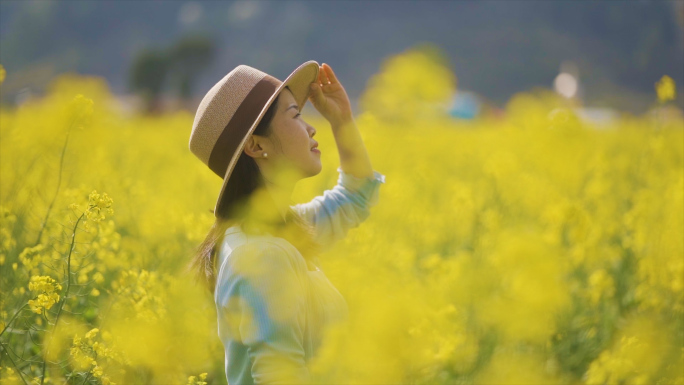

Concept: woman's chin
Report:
left=309, top=160, right=323, bottom=177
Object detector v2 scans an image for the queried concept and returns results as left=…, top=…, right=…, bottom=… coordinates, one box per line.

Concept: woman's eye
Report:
left=294, top=112, right=301, bottom=118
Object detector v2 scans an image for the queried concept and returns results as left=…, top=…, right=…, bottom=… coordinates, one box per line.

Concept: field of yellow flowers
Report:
left=1, top=47, right=682, bottom=385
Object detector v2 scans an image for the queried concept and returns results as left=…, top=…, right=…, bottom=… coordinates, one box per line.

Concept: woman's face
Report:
left=250, top=88, right=321, bottom=180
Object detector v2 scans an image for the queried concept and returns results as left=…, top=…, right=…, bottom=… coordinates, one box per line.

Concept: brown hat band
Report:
left=208, top=74, right=281, bottom=178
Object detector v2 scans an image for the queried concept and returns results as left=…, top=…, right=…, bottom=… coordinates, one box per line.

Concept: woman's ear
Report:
left=243, top=135, right=265, bottom=158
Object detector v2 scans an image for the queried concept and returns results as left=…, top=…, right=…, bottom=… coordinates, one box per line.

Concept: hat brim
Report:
left=213, top=60, right=320, bottom=217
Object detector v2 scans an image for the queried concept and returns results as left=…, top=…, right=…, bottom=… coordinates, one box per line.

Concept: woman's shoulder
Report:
left=228, top=235, right=308, bottom=276
left=224, top=224, right=298, bottom=252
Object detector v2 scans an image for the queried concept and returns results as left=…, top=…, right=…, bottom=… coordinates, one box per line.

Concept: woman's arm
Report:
left=331, top=118, right=374, bottom=180
left=300, top=63, right=385, bottom=249
left=308, top=63, right=374, bottom=180
left=291, top=167, right=386, bottom=251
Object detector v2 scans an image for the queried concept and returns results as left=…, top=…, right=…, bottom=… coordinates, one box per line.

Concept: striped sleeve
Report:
left=291, top=167, right=386, bottom=251
left=215, top=241, right=311, bottom=384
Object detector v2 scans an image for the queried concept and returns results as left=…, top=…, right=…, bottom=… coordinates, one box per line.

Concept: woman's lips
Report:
left=311, top=148, right=321, bottom=154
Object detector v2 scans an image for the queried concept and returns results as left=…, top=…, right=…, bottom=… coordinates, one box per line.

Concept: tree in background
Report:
left=168, top=34, right=216, bottom=104
left=128, top=34, right=215, bottom=114
left=129, top=49, right=171, bottom=114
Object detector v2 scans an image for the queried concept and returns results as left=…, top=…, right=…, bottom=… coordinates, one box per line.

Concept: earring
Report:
left=263, top=152, right=268, bottom=158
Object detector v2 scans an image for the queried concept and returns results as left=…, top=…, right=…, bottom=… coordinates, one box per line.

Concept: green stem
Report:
left=0, top=303, right=28, bottom=340
left=0, top=341, right=30, bottom=385
left=34, top=116, right=76, bottom=247
left=39, top=212, right=84, bottom=385
left=79, top=372, right=91, bottom=385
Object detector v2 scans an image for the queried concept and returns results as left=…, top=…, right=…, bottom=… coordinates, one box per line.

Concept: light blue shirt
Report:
left=214, top=167, right=386, bottom=384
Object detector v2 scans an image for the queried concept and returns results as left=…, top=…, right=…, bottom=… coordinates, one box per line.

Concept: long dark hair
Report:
left=187, top=86, right=322, bottom=294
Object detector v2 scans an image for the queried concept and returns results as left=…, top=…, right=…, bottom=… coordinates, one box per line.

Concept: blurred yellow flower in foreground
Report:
left=68, top=93, right=95, bottom=129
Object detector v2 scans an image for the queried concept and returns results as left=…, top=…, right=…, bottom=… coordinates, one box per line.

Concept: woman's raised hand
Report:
left=308, top=63, right=353, bottom=127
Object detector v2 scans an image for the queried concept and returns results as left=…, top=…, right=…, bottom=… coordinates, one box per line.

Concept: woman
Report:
left=187, top=61, right=386, bottom=384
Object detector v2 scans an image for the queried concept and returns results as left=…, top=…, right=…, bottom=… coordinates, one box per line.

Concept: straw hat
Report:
left=189, top=60, right=320, bottom=217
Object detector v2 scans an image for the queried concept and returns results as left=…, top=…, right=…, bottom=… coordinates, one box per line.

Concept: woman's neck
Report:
left=263, top=177, right=296, bottom=223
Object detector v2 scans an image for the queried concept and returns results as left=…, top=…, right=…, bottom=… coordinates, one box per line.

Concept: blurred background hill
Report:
left=1, top=0, right=682, bottom=115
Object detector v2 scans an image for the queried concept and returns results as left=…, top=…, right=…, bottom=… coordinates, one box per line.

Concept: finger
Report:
left=308, top=83, right=324, bottom=104
left=317, top=66, right=326, bottom=86
left=323, top=63, right=338, bottom=84
left=321, top=63, right=332, bottom=84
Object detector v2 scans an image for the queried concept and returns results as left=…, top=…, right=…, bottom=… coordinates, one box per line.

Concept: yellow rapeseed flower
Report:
left=91, top=365, right=103, bottom=378
left=27, top=276, right=62, bottom=314
left=0, top=63, right=5, bottom=85
left=655, top=75, right=676, bottom=103
left=2, top=48, right=684, bottom=385
left=187, top=373, right=208, bottom=385
left=68, top=94, right=95, bottom=130
left=85, top=328, right=99, bottom=340
left=86, top=190, right=114, bottom=222
left=93, top=272, right=105, bottom=284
